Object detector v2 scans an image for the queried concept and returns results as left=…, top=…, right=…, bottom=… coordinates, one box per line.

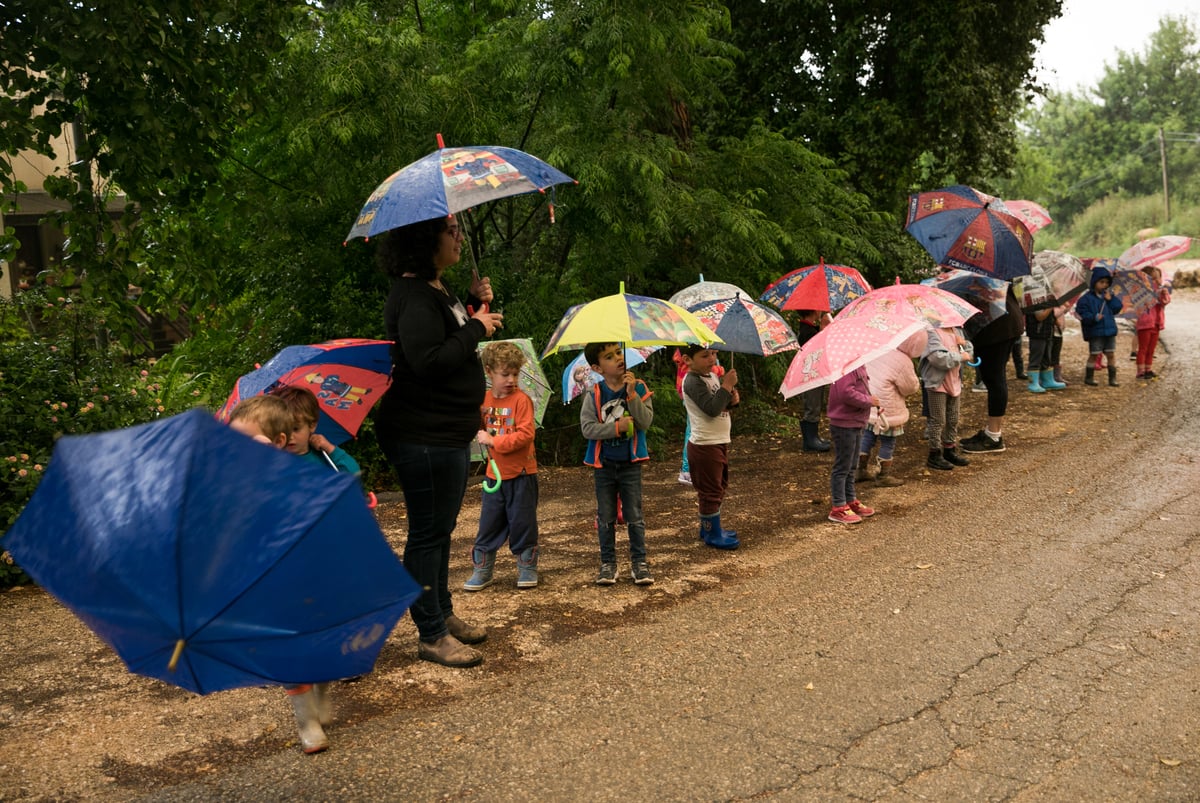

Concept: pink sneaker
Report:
left=848, top=499, right=875, bottom=517
left=828, top=505, right=862, bottom=524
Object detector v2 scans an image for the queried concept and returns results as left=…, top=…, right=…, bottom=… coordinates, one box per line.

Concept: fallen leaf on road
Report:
left=1159, top=757, right=1182, bottom=767
left=805, top=682, right=814, bottom=691
left=915, top=563, right=933, bottom=570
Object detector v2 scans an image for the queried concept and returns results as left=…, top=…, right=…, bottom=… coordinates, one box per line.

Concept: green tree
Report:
left=720, top=0, right=1062, bottom=212
left=1012, top=15, right=1200, bottom=224
left=0, top=1, right=297, bottom=343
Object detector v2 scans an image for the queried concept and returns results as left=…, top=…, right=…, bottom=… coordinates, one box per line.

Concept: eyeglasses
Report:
left=444, top=225, right=463, bottom=239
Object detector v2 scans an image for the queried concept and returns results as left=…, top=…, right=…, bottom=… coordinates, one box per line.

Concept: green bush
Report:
left=0, top=288, right=215, bottom=589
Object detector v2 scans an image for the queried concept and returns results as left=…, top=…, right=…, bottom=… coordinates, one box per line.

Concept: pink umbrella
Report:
left=779, top=284, right=977, bottom=397
left=1004, top=200, right=1054, bottom=234
left=1117, top=236, right=1193, bottom=271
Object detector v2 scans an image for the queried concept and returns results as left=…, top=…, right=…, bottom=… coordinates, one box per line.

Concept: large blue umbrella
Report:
left=2, top=409, right=420, bottom=695
left=905, top=185, right=1033, bottom=280
left=346, top=139, right=576, bottom=241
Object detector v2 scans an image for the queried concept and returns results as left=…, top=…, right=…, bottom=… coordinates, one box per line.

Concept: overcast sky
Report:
left=1034, top=0, right=1199, bottom=92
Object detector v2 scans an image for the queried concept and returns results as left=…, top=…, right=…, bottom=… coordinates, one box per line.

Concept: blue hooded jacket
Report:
left=1074, top=265, right=1123, bottom=339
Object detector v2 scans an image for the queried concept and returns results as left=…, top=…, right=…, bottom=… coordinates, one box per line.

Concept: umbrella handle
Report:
left=168, top=639, right=186, bottom=672
left=483, top=458, right=502, bottom=493
left=966, top=357, right=980, bottom=367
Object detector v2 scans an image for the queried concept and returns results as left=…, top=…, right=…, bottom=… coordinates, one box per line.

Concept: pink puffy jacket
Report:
left=865, top=349, right=920, bottom=431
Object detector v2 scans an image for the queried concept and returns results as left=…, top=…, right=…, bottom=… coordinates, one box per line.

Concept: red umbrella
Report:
left=759, top=259, right=872, bottom=312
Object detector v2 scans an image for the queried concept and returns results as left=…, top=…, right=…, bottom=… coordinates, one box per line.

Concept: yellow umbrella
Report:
left=541, top=282, right=723, bottom=357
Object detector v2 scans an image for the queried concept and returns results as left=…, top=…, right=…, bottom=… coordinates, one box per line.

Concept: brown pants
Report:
left=686, top=442, right=729, bottom=516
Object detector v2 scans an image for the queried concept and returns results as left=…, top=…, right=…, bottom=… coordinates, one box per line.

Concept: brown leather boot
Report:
left=418, top=634, right=483, bottom=668
left=875, top=458, right=904, bottom=487
left=444, top=614, right=487, bottom=644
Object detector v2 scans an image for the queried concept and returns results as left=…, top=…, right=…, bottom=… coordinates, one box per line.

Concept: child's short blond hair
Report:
left=269, top=384, right=320, bottom=427
left=228, top=395, right=294, bottom=443
left=481, top=341, right=526, bottom=373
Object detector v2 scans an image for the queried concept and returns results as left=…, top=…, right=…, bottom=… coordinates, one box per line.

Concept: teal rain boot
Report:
left=1026, top=371, right=1045, bottom=393
left=516, top=546, right=538, bottom=589
left=1040, top=368, right=1066, bottom=390
left=700, top=513, right=739, bottom=550
left=463, top=548, right=496, bottom=591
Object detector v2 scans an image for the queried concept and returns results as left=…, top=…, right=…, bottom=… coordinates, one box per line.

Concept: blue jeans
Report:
left=594, top=460, right=647, bottom=564
left=829, top=425, right=862, bottom=507
left=376, top=439, right=468, bottom=642
left=860, top=429, right=896, bottom=460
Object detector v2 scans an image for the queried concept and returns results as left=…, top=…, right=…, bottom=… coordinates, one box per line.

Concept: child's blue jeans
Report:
left=859, top=428, right=896, bottom=460
left=594, top=460, right=647, bottom=564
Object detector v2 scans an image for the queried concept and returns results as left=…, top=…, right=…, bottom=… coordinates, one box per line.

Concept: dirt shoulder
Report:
left=0, top=290, right=1187, bottom=801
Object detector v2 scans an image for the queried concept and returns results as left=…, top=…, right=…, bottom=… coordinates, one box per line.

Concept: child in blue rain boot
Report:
left=680, top=344, right=741, bottom=549
left=465, top=341, right=540, bottom=591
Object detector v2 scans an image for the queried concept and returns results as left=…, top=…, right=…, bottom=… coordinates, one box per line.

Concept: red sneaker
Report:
left=848, top=499, right=875, bottom=517
left=828, top=505, right=862, bottom=524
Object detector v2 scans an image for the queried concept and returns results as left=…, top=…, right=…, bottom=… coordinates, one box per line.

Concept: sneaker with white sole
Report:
left=631, top=562, right=654, bottom=585
left=827, top=505, right=862, bottom=524
left=595, top=563, right=617, bottom=586
left=961, top=432, right=1005, bottom=453
left=677, top=471, right=692, bottom=485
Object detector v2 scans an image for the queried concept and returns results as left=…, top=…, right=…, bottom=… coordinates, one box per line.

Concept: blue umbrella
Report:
left=687, top=295, right=799, bottom=356
left=920, top=269, right=1009, bottom=324
left=905, top=185, right=1033, bottom=280
left=346, top=138, right=576, bottom=241
left=2, top=409, right=420, bottom=695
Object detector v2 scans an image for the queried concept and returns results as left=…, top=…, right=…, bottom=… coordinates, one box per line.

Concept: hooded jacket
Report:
left=1074, top=266, right=1123, bottom=339
left=865, top=349, right=920, bottom=431
left=919, top=327, right=973, bottom=395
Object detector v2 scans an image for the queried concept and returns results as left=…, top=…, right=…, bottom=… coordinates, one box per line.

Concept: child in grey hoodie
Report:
left=920, top=326, right=974, bottom=471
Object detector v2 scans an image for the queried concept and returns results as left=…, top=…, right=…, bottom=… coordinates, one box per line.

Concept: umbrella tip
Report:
left=699, top=273, right=705, bottom=282
left=619, top=280, right=626, bottom=295
left=436, top=132, right=445, bottom=148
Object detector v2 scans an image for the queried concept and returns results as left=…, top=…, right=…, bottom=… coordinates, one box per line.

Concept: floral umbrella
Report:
left=686, top=294, right=799, bottom=357
left=1004, top=199, right=1054, bottom=233
left=1117, top=236, right=1193, bottom=271
left=759, top=259, right=872, bottom=312
left=905, top=185, right=1034, bottom=280
left=541, top=282, right=722, bottom=357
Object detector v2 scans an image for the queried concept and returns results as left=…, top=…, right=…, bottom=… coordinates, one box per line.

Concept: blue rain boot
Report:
left=1026, top=372, right=1045, bottom=393
left=463, top=548, right=496, bottom=591
left=700, top=513, right=739, bottom=550
left=516, top=546, right=538, bottom=589
left=1040, top=368, right=1066, bottom=390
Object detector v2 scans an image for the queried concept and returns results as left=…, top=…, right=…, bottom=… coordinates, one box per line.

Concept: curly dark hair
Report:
left=376, top=217, right=450, bottom=280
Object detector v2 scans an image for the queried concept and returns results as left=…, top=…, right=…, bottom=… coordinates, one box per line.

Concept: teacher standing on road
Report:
left=374, top=215, right=504, bottom=668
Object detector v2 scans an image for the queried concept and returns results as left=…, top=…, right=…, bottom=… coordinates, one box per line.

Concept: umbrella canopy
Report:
left=686, top=294, right=798, bottom=356
left=1029, top=250, right=1089, bottom=307
left=477, top=338, right=552, bottom=425
left=1004, top=199, right=1054, bottom=233
left=541, top=282, right=722, bottom=357
left=920, top=269, right=1009, bottom=324
left=561, top=347, right=660, bottom=404
left=667, top=275, right=751, bottom=311
left=346, top=139, right=575, bottom=241
left=759, top=259, right=872, bottom=312
left=2, top=409, right=421, bottom=695
left=905, top=185, right=1034, bottom=280
left=1117, top=235, right=1193, bottom=271
left=838, top=283, right=980, bottom=330
left=779, top=303, right=925, bottom=398
left=217, top=339, right=392, bottom=447
left=1085, top=258, right=1159, bottom=320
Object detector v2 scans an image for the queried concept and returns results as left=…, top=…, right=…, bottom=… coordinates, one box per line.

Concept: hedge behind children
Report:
left=680, top=344, right=740, bottom=550
left=580, top=342, right=654, bottom=586
left=464, top=341, right=540, bottom=591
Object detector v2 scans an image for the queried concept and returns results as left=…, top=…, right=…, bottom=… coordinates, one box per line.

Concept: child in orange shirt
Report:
left=464, top=341, right=540, bottom=590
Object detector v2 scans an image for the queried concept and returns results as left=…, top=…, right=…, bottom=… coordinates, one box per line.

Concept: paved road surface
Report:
left=148, top=296, right=1200, bottom=802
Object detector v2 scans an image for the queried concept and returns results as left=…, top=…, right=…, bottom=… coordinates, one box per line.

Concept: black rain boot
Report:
left=800, top=421, right=831, bottom=453
left=926, top=449, right=954, bottom=470
left=1084, top=367, right=1098, bottom=386
left=1108, top=366, right=1119, bottom=387
left=942, top=446, right=970, bottom=467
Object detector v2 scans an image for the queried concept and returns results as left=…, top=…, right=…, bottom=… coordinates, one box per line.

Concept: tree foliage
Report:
left=1010, top=15, right=1200, bottom=226
left=720, top=0, right=1063, bottom=212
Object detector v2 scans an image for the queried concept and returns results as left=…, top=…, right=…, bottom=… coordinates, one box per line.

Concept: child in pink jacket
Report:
left=859, top=331, right=923, bottom=487
left=1134, top=265, right=1170, bottom=380
left=827, top=366, right=879, bottom=524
